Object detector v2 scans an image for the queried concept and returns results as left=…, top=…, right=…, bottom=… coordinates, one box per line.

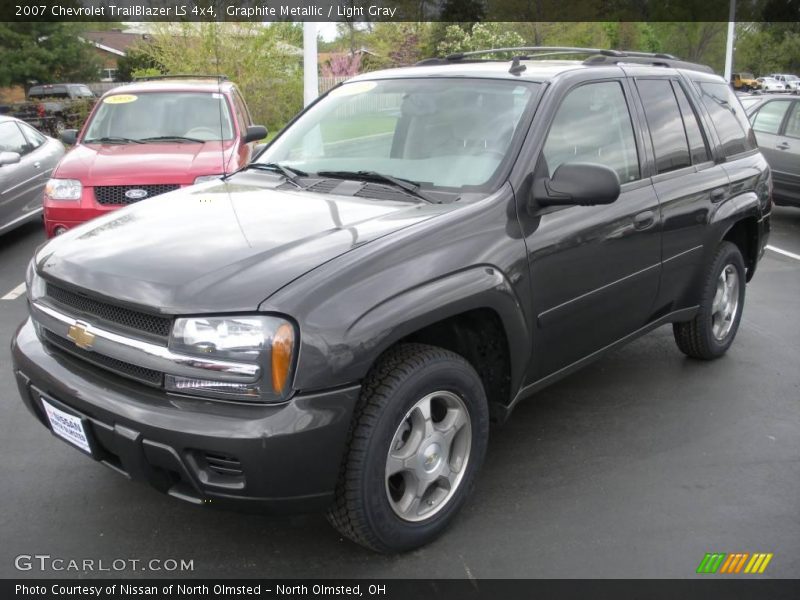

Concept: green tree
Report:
left=116, top=43, right=164, bottom=82
left=144, top=23, right=304, bottom=132
left=0, top=23, right=102, bottom=87
left=437, top=23, right=526, bottom=56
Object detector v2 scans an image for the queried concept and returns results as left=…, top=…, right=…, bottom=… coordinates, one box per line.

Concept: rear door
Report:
left=630, top=76, right=729, bottom=312
left=757, top=99, right=800, bottom=204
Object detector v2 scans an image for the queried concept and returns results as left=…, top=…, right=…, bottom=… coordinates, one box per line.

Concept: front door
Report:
left=522, top=80, right=662, bottom=380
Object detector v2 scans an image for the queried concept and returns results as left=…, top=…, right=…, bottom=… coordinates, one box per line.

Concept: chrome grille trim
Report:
left=31, top=301, right=260, bottom=384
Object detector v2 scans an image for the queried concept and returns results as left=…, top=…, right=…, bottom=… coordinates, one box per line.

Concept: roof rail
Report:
left=582, top=54, right=714, bottom=74
left=131, top=74, right=229, bottom=82
left=415, top=47, right=714, bottom=74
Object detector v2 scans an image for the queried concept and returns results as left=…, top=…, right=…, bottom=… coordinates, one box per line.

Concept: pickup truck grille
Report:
left=43, top=329, right=163, bottom=387
left=46, top=283, right=172, bottom=340
left=94, top=184, right=179, bottom=205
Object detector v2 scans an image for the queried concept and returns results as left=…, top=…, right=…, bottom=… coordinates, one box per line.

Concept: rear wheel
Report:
left=673, top=242, right=746, bottom=360
left=327, top=343, right=489, bottom=553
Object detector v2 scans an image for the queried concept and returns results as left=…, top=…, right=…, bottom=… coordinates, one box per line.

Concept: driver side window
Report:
left=543, top=81, right=640, bottom=184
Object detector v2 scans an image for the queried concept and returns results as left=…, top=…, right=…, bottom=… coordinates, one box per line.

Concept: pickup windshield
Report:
left=258, top=78, right=539, bottom=191
left=83, top=92, right=234, bottom=143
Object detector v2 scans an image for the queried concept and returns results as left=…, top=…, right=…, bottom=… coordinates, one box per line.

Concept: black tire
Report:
left=673, top=242, right=746, bottom=360
left=327, top=343, right=489, bottom=553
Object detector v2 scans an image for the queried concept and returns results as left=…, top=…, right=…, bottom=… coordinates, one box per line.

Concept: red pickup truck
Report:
left=44, top=77, right=266, bottom=237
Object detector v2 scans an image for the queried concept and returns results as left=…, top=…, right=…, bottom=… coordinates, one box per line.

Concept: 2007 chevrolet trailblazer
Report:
left=12, top=48, right=771, bottom=552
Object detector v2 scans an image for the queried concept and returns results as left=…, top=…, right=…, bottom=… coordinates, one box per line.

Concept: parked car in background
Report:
left=44, top=76, right=266, bottom=237
left=731, top=72, right=761, bottom=91
left=0, top=84, right=96, bottom=138
left=769, top=74, right=800, bottom=93
left=756, top=77, right=786, bottom=93
left=745, top=94, right=800, bottom=207
left=0, top=116, right=65, bottom=235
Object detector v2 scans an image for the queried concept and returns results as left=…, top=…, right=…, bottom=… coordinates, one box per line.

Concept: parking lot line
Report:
left=1, top=283, right=26, bottom=300
left=766, top=245, right=800, bottom=262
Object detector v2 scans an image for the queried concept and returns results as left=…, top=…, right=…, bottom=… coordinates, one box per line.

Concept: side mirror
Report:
left=0, top=151, right=21, bottom=167
left=243, top=125, right=268, bottom=144
left=60, top=129, right=78, bottom=145
left=532, top=163, right=621, bottom=208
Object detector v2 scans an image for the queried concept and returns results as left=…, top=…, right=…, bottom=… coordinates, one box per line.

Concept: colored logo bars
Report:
left=696, top=553, right=773, bottom=574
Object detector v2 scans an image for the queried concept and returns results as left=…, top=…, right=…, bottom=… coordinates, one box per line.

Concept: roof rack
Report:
left=415, top=47, right=713, bottom=75
left=131, top=74, right=229, bottom=82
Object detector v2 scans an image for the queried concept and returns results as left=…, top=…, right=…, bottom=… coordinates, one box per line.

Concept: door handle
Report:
left=776, top=142, right=790, bottom=151
left=633, top=210, right=655, bottom=230
left=33, top=161, right=41, bottom=169
left=710, top=187, right=727, bottom=202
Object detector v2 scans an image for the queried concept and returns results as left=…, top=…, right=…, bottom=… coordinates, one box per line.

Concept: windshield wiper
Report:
left=139, top=135, right=206, bottom=143
left=246, top=162, right=308, bottom=189
left=83, top=136, right=144, bottom=144
left=315, top=170, right=436, bottom=203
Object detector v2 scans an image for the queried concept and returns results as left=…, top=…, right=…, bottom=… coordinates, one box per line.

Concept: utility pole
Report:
left=303, top=22, right=319, bottom=107
left=724, top=0, right=736, bottom=82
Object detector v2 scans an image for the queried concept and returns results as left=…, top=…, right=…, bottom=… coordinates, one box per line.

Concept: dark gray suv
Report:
left=12, top=48, right=771, bottom=552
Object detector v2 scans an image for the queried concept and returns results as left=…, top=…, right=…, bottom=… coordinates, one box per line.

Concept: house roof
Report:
left=81, top=31, right=152, bottom=56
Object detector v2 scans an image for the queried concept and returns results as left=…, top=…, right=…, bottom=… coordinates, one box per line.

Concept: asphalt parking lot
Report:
left=0, top=208, right=798, bottom=579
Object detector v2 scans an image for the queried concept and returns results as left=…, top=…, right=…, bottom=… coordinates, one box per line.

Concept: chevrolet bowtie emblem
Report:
left=67, top=322, right=95, bottom=350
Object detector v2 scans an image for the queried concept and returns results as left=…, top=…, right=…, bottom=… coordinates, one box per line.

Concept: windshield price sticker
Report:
left=103, top=95, right=138, bottom=105
left=329, top=82, right=378, bottom=98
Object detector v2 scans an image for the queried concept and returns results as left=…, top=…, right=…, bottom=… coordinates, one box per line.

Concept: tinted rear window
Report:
left=694, top=81, right=756, bottom=157
left=636, top=79, right=691, bottom=174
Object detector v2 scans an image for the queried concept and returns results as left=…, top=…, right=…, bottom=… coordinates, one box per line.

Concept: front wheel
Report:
left=327, top=343, right=489, bottom=552
left=673, top=242, right=746, bottom=360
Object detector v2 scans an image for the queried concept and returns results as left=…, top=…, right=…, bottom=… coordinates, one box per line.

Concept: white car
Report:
left=769, top=74, right=800, bottom=93
left=757, top=77, right=787, bottom=92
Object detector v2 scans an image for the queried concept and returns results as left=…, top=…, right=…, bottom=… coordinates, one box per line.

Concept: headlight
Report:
left=193, top=174, right=223, bottom=184
left=45, top=178, right=82, bottom=201
left=26, top=260, right=46, bottom=301
left=167, top=315, right=296, bottom=403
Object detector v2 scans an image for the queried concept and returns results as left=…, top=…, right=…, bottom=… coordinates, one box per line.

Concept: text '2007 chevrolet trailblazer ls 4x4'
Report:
left=13, top=48, right=771, bottom=552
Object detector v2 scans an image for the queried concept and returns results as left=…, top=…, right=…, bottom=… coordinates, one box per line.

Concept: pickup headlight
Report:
left=26, top=260, right=46, bottom=301
left=45, top=178, right=82, bottom=201
left=193, top=174, right=223, bottom=184
left=167, top=315, right=296, bottom=403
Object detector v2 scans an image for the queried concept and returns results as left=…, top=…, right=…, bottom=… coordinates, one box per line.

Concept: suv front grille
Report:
left=46, top=283, right=173, bottom=340
left=94, top=184, right=179, bottom=205
left=43, top=329, right=163, bottom=387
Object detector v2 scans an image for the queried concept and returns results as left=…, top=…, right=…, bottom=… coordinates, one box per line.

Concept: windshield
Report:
left=258, top=78, right=539, bottom=190
left=84, top=92, right=234, bottom=142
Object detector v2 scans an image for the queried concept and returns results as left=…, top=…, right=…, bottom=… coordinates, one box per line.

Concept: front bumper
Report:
left=12, top=318, right=359, bottom=513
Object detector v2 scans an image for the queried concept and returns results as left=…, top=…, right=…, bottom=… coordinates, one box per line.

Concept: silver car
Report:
left=745, top=94, right=800, bottom=207
left=0, top=116, right=65, bottom=235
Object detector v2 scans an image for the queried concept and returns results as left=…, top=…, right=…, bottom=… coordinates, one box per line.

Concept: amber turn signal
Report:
left=271, top=323, right=295, bottom=394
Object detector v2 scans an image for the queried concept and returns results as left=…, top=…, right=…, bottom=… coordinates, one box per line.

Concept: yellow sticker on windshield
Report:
left=329, top=81, right=377, bottom=97
left=103, top=94, right=138, bottom=104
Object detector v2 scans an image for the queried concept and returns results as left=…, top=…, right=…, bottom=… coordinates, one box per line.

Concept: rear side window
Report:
left=18, top=122, right=46, bottom=149
left=694, top=81, right=756, bottom=157
left=752, top=100, right=792, bottom=135
left=636, top=79, right=691, bottom=173
left=672, top=82, right=710, bottom=164
left=543, top=81, right=640, bottom=183
left=785, top=103, right=800, bottom=139
left=0, top=121, right=32, bottom=155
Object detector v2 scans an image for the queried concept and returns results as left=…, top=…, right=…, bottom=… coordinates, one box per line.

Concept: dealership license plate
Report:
left=41, top=398, right=93, bottom=455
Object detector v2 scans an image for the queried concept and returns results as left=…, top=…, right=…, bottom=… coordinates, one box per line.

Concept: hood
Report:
left=36, top=174, right=445, bottom=313
left=54, top=141, right=235, bottom=184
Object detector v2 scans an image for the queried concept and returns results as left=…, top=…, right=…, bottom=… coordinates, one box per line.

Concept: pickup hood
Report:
left=54, top=141, right=236, bottom=184
left=36, top=174, right=445, bottom=313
